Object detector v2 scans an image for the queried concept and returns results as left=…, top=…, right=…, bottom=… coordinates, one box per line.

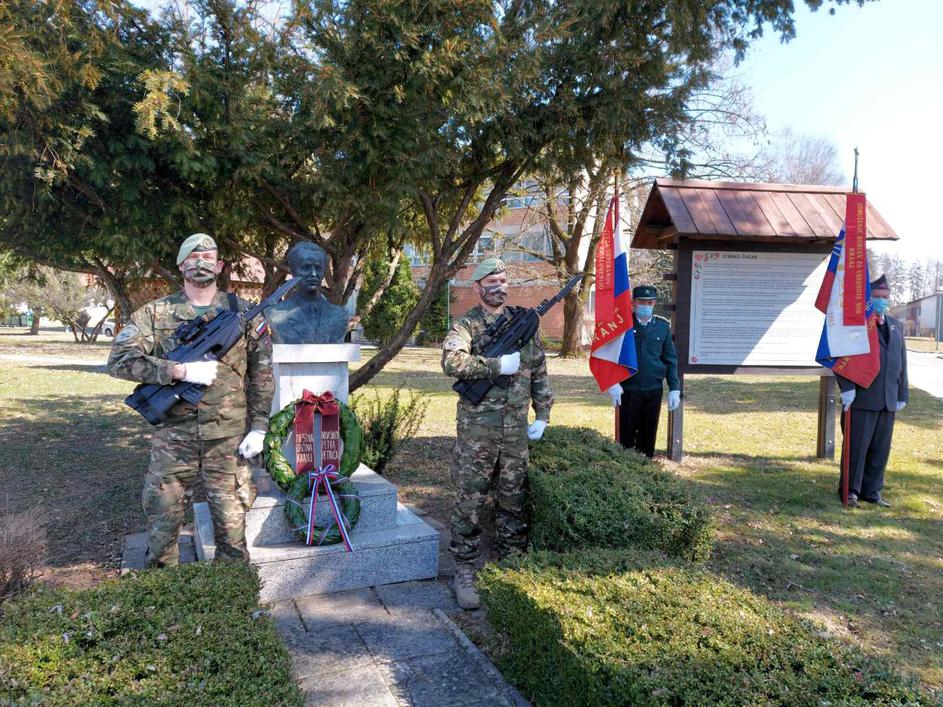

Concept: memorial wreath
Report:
left=263, top=391, right=364, bottom=547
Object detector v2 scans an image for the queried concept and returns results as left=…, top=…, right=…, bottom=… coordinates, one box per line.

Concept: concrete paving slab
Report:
left=294, top=588, right=387, bottom=632
left=298, top=662, right=399, bottom=707
left=375, top=580, right=460, bottom=614
left=354, top=609, right=458, bottom=662
left=121, top=529, right=196, bottom=574
left=286, top=622, right=374, bottom=680
left=382, top=648, right=510, bottom=707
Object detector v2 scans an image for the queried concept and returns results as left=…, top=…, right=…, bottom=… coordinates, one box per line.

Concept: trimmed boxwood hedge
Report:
left=479, top=549, right=931, bottom=707
left=529, top=426, right=713, bottom=560
left=0, top=562, right=301, bottom=706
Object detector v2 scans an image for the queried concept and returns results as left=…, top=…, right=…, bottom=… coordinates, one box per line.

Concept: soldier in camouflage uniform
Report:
left=108, top=233, right=273, bottom=567
left=441, top=257, right=554, bottom=609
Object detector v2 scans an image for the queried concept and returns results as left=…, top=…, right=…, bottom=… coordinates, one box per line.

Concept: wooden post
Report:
left=667, top=374, right=684, bottom=462
left=816, top=375, right=837, bottom=459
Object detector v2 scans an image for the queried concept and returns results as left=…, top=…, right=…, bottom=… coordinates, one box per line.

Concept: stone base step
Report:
left=248, top=464, right=399, bottom=545
left=194, top=502, right=439, bottom=603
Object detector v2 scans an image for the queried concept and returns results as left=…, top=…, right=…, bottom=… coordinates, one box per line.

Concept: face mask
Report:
left=182, top=256, right=217, bottom=285
left=480, top=284, right=508, bottom=307
left=871, top=297, right=889, bottom=315
left=634, top=305, right=654, bottom=319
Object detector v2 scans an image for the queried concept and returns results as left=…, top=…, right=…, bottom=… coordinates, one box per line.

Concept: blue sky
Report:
left=738, top=0, right=943, bottom=263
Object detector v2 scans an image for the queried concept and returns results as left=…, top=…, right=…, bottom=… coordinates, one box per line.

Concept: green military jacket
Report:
left=108, top=289, right=273, bottom=440
left=623, top=314, right=681, bottom=393
left=441, top=305, right=554, bottom=425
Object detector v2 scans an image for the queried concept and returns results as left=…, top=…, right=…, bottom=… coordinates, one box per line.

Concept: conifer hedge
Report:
left=528, top=426, right=713, bottom=560
left=0, top=562, right=301, bottom=705
left=480, top=550, right=930, bottom=706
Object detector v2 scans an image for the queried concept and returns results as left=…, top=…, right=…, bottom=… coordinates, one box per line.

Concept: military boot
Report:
left=451, top=563, right=480, bottom=610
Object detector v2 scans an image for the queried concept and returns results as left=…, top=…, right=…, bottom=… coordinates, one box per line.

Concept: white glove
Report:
left=606, top=383, right=622, bottom=406
left=840, top=390, right=856, bottom=411
left=895, top=401, right=907, bottom=412
left=183, top=360, right=219, bottom=386
left=238, top=430, right=266, bottom=458
left=667, top=390, right=681, bottom=411
left=527, top=420, right=547, bottom=441
left=499, top=352, right=521, bottom=376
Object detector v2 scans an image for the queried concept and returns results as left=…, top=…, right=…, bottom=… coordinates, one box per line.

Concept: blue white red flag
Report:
left=814, top=194, right=880, bottom=388
left=589, top=191, right=638, bottom=392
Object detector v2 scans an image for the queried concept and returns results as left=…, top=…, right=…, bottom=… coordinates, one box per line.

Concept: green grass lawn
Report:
left=2, top=339, right=941, bottom=690
left=907, top=337, right=942, bottom=354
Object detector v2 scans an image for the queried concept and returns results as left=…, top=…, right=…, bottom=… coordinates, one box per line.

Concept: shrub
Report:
left=0, top=562, right=301, bottom=705
left=479, top=549, right=932, bottom=707
left=528, top=426, right=713, bottom=560
left=352, top=388, right=429, bottom=474
left=0, top=506, right=46, bottom=605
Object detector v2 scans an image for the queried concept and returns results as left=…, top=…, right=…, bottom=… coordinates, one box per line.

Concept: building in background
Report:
left=409, top=186, right=585, bottom=340
left=891, top=290, right=943, bottom=343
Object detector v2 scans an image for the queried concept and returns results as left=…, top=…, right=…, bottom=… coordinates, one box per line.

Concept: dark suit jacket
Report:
left=836, top=314, right=909, bottom=411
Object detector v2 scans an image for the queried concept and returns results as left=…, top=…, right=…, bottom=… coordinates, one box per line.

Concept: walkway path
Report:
left=270, top=582, right=528, bottom=706
left=122, top=522, right=528, bottom=707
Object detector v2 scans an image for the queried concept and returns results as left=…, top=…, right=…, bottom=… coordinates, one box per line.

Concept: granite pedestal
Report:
left=193, top=343, right=439, bottom=602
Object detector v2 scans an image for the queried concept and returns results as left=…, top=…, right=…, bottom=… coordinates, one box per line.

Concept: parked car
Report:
left=64, top=319, right=116, bottom=337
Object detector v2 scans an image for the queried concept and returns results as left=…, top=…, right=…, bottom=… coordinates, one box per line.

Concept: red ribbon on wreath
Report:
left=294, top=389, right=341, bottom=476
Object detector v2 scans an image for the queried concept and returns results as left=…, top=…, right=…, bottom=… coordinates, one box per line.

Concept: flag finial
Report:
left=852, top=147, right=860, bottom=193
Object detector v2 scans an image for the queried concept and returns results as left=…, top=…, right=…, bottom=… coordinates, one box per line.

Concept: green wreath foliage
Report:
left=264, top=397, right=364, bottom=490
left=284, top=473, right=362, bottom=545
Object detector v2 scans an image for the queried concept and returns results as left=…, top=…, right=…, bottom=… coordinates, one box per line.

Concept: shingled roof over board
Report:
left=632, top=178, right=898, bottom=249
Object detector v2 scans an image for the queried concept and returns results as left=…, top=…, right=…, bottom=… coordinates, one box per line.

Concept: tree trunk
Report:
left=349, top=263, right=446, bottom=391
left=97, top=270, right=133, bottom=325
left=560, top=290, right=586, bottom=357
left=346, top=248, right=403, bottom=333
left=29, top=315, right=40, bottom=335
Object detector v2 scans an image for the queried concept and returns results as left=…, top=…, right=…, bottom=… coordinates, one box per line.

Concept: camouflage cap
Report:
left=176, top=233, right=217, bottom=265
left=632, top=284, right=658, bottom=300
left=471, top=257, right=506, bottom=282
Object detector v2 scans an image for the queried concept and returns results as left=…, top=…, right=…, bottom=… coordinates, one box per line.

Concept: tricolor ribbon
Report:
left=303, top=464, right=354, bottom=551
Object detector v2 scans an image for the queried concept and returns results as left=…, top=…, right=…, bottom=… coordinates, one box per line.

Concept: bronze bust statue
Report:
left=264, top=241, right=349, bottom=344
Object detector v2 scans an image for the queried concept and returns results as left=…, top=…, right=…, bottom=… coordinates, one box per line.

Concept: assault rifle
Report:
left=124, top=278, right=300, bottom=425
left=453, top=275, right=581, bottom=406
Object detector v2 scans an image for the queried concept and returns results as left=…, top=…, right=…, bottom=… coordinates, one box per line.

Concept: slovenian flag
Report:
left=589, top=190, right=638, bottom=392
left=814, top=193, right=880, bottom=388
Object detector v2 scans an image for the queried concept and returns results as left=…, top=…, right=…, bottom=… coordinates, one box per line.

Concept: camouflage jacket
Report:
left=441, top=305, right=554, bottom=425
left=108, top=289, right=273, bottom=440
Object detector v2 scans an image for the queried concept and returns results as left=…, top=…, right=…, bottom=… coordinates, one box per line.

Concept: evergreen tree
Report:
left=419, top=284, right=451, bottom=345
left=358, top=256, right=420, bottom=347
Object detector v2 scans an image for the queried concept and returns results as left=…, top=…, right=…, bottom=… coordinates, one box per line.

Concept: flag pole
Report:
left=840, top=147, right=860, bottom=507
left=613, top=166, right=621, bottom=443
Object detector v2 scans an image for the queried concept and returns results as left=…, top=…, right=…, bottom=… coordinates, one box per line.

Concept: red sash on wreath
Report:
left=294, top=389, right=341, bottom=476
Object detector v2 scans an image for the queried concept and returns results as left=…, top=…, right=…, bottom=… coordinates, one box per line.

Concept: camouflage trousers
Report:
left=449, top=416, right=530, bottom=565
left=143, top=429, right=256, bottom=567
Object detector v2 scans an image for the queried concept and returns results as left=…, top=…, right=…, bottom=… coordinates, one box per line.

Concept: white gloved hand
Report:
left=527, top=420, right=548, bottom=441
left=238, top=430, right=266, bottom=458
left=499, top=351, right=521, bottom=375
left=606, top=383, right=622, bottom=407
left=667, top=390, right=681, bottom=411
left=895, top=401, right=907, bottom=412
left=183, top=360, right=219, bottom=386
left=840, top=389, right=856, bottom=411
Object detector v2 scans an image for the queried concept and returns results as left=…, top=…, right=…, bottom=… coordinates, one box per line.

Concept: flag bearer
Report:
left=605, top=284, right=680, bottom=458
left=836, top=275, right=908, bottom=508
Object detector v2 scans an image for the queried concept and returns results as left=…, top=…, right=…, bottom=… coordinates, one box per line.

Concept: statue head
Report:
left=286, top=241, right=329, bottom=297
